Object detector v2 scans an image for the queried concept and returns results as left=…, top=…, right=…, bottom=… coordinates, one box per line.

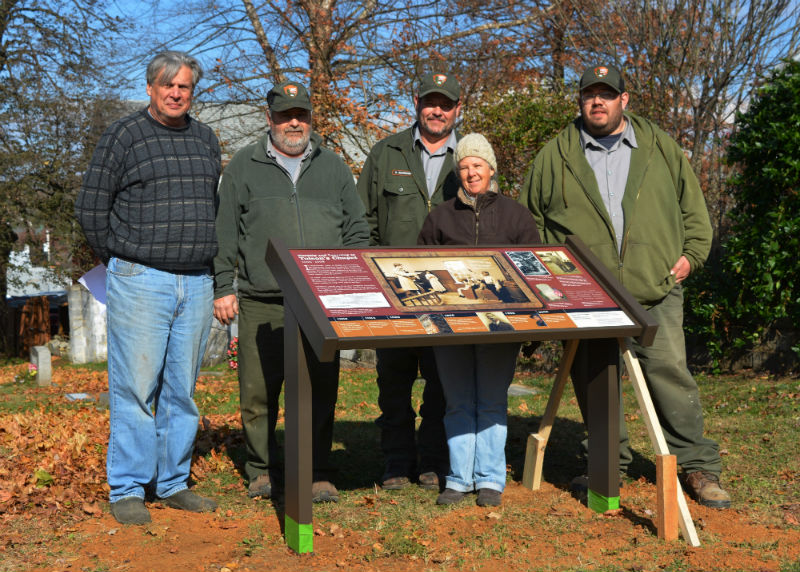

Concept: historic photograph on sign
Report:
left=363, top=250, right=543, bottom=312
left=505, top=250, right=550, bottom=277
left=535, top=249, right=580, bottom=275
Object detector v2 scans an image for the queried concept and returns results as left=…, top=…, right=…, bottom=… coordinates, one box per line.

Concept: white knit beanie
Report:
left=454, top=133, right=497, bottom=172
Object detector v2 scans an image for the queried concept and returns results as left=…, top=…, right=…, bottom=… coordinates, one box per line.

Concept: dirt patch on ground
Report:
left=12, top=480, right=797, bottom=572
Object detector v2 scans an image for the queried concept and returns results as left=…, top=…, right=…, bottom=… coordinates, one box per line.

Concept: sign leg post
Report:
left=586, top=338, right=620, bottom=512
left=284, top=306, right=314, bottom=554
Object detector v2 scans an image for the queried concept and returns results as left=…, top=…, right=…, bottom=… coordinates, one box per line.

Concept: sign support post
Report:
left=283, top=306, right=314, bottom=553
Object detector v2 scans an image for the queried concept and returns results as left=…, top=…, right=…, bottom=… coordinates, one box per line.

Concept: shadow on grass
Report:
left=507, top=414, right=660, bottom=487
left=194, top=409, right=661, bottom=534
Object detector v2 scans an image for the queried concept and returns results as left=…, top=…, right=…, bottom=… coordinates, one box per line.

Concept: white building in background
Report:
left=6, top=237, right=70, bottom=299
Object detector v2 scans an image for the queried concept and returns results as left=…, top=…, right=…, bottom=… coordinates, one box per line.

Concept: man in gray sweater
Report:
left=75, top=51, right=221, bottom=525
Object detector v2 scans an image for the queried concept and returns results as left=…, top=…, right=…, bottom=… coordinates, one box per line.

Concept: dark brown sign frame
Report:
left=266, top=235, right=658, bottom=554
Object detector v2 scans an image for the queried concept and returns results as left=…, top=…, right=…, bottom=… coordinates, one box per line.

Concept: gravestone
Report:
left=68, top=283, right=106, bottom=363
left=30, top=345, right=52, bottom=386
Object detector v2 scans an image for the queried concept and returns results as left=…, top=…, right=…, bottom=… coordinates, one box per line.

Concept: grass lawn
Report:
left=0, top=357, right=798, bottom=571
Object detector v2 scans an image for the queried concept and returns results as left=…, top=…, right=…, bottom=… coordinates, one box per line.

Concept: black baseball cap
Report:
left=579, top=64, right=625, bottom=93
left=418, top=72, right=461, bottom=101
left=267, top=81, right=313, bottom=112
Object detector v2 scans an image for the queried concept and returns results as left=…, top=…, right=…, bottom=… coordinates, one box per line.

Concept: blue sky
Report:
left=109, top=0, right=210, bottom=99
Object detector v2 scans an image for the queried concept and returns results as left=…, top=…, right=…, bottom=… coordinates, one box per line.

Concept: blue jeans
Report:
left=434, top=343, right=521, bottom=493
left=106, top=258, right=213, bottom=503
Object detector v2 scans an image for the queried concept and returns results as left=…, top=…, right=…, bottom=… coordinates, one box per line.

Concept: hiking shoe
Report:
left=110, top=497, right=151, bottom=525
left=418, top=472, right=439, bottom=490
left=160, top=489, right=218, bottom=513
left=476, top=488, right=502, bottom=507
left=381, top=475, right=411, bottom=490
left=684, top=471, right=731, bottom=509
left=247, top=474, right=272, bottom=499
left=568, top=473, right=624, bottom=494
left=436, top=488, right=467, bottom=506
left=312, top=481, right=339, bottom=503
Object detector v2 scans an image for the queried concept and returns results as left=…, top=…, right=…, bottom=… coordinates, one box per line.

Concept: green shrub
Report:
left=688, top=59, right=800, bottom=370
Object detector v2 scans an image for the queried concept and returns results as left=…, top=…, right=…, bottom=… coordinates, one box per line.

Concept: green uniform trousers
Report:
left=571, top=284, right=722, bottom=475
left=237, top=297, right=339, bottom=483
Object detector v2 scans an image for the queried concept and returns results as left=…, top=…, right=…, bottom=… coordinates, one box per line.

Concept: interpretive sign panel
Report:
left=267, top=236, right=658, bottom=555
left=287, top=245, right=636, bottom=341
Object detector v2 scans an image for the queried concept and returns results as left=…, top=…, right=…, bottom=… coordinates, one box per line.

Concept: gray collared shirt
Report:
left=580, top=119, right=638, bottom=253
left=414, top=126, right=457, bottom=198
left=266, top=134, right=313, bottom=184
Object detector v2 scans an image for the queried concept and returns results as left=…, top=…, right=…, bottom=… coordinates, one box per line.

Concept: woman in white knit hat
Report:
left=418, top=133, right=541, bottom=507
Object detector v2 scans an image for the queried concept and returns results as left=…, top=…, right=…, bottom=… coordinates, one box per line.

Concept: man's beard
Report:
left=419, top=114, right=455, bottom=139
left=272, top=128, right=310, bottom=156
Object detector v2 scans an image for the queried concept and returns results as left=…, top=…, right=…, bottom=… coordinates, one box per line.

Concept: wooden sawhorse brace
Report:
left=521, top=338, right=701, bottom=547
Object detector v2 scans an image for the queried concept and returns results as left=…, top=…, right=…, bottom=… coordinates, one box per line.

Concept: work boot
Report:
left=110, top=497, right=151, bottom=525
left=436, top=488, right=467, bottom=506
left=684, top=471, right=731, bottom=509
left=476, top=488, right=502, bottom=507
left=381, top=475, right=411, bottom=490
left=418, top=471, right=439, bottom=491
left=160, top=489, right=218, bottom=512
left=312, top=481, right=339, bottom=503
left=247, top=474, right=272, bottom=499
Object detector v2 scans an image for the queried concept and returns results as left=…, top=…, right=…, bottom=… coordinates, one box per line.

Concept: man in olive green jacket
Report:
left=214, top=81, right=369, bottom=503
left=357, top=72, right=462, bottom=490
left=520, top=64, right=730, bottom=508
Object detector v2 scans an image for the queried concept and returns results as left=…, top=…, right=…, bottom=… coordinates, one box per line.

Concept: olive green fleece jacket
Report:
left=213, top=132, right=369, bottom=299
left=520, top=112, right=712, bottom=307
left=357, top=125, right=461, bottom=246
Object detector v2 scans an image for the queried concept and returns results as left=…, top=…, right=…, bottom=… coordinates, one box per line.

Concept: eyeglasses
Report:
left=580, top=91, right=620, bottom=103
left=419, top=96, right=459, bottom=112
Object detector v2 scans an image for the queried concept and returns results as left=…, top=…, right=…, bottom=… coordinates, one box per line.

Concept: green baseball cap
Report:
left=579, top=64, right=625, bottom=93
left=418, top=72, right=461, bottom=101
left=267, top=81, right=313, bottom=112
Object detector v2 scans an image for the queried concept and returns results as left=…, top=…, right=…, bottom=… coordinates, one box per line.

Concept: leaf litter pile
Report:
left=1, top=361, right=799, bottom=572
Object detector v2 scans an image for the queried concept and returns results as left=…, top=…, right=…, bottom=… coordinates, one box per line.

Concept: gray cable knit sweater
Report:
left=76, top=108, right=221, bottom=271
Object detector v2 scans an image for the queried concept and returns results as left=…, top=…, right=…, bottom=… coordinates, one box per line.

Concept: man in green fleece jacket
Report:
left=520, top=64, right=730, bottom=508
left=357, top=73, right=463, bottom=491
left=213, top=81, right=369, bottom=503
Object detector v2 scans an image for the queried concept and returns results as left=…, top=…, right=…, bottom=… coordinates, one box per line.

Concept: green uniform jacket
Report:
left=214, top=132, right=369, bottom=299
left=357, top=125, right=461, bottom=246
left=520, top=113, right=712, bottom=307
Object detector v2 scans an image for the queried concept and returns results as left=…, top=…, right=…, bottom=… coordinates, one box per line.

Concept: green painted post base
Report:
left=588, top=490, right=620, bottom=513
left=285, top=514, right=314, bottom=554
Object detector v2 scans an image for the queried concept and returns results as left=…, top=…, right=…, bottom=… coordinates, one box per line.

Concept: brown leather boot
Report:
left=312, top=480, right=339, bottom=503
left=684, top=471, right=731, bottom=509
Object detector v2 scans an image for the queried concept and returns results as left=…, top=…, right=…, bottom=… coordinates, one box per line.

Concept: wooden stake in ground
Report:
left=656, top=454, right=679, bottom=541
left=619, top=338, right=701, bottom=547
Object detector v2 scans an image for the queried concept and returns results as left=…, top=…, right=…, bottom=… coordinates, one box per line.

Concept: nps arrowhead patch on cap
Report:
left=418, top=72, right=461, bottom=100
left=269, top=80, right=312, bottom=111
left=580, top=64, right=624, bottom=93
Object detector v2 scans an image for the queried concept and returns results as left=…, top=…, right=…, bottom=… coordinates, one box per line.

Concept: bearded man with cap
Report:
left=213, top=80, right=369, bottom=502
left=357, top=72, right=463, bottom=492
left=418, top=133, right=540, bottom=507
left=519, top=64, right=730, bottom=508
